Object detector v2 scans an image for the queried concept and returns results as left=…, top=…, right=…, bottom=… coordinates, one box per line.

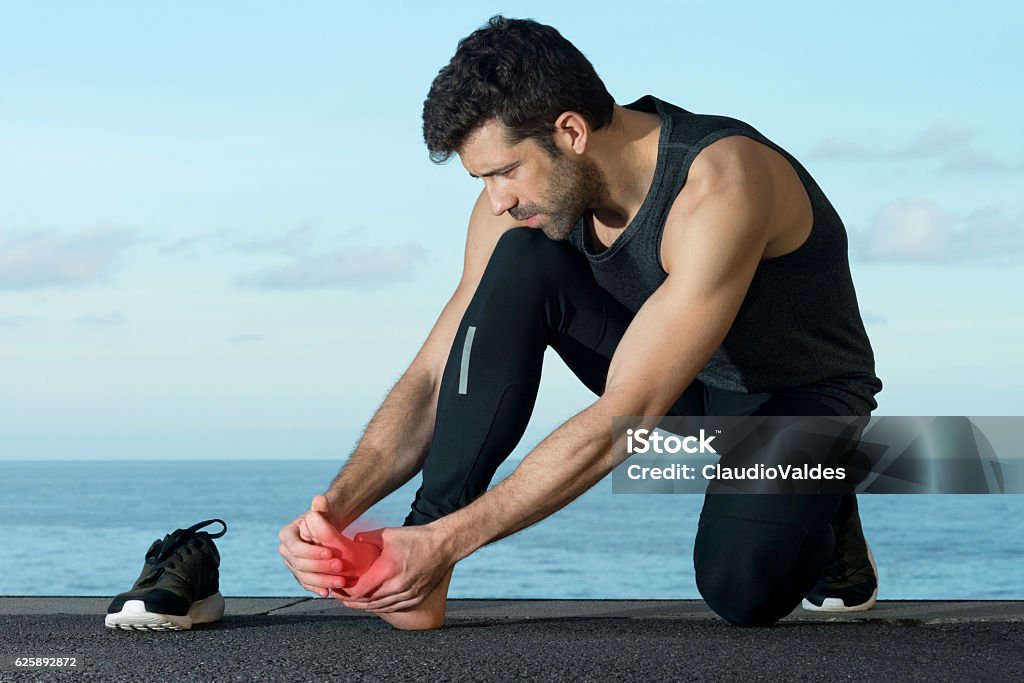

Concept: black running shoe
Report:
left=105, top=519, right=227, bottom=631
left=802, top=495, right=878, bottom=612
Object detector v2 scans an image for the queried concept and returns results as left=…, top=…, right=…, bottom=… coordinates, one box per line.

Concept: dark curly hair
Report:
left=422, top=15, right=615, bottom=164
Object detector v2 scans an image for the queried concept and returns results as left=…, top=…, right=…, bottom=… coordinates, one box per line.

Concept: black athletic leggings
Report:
left=405, top=227, right=849, bottom=626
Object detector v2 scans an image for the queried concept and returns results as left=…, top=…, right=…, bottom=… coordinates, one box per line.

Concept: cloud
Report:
left=891, top=123, right=974, bottom=159
left=237, top=242, right=429, bottom=290
left=75, top=311, right=127, bottom=327
left=852, top=199, right=1024, bottom=264
left=856, top=199, right=954, bottom=262
left=0, top=314, right=34, bottom=328
left=955, top=207, right=1024, bottom=262
left=231, top=224, right=316, bottom=257
left=229, top=334, right=265, bottom=344
left=860, top=313, right=889, bottom=327
left=0, top=226, right=137, bottom=290
left=159, top=230, right=231, bottom=257
left=937, top=149, right=1024, bottom=175
left=807, top=122, right=1023, bottom=173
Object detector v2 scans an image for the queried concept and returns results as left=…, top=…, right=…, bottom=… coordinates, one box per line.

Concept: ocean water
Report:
left=1, top=460, right=1022, bottom=599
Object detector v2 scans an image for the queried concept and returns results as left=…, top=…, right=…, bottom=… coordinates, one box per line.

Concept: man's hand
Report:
left=337, top=524, right=456, bottom=614
left=278, top=494, right=361, bottom=597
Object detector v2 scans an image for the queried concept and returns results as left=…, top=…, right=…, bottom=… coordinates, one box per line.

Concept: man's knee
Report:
left=696, top=569, right=784, bottom=626
left=694, top=540, right=799, bottom=627
left=493, top=225, right=539, bottom=251
left=488, top=226, right=577, bottom=276
left=469, top=227, right=577, bottom=314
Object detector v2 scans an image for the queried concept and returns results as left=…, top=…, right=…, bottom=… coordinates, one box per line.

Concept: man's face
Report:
left=459, top=120, right=608, bottom=241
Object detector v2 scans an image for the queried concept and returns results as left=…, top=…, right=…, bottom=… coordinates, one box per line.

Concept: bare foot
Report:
left=304, top=501, right=452, bottom=630
left=375, top=567, right=453, bottom=631
left=304, top=505, right=380, bottom=576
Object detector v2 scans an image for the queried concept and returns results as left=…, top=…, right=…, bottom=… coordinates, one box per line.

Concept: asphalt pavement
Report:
left=2, top=598, right=1022, bottom=681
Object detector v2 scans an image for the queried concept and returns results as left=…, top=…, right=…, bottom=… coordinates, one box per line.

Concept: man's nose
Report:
left=487, top=186, right=517, bottom=217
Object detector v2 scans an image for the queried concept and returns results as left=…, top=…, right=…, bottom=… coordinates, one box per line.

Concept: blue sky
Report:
left=1, top=1, right=1022, bottom=459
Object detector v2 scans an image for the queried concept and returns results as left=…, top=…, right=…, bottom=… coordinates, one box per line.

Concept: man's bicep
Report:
left=601, top=283, right=733, bottom=416
left=601, top=185, right=770, bottom=415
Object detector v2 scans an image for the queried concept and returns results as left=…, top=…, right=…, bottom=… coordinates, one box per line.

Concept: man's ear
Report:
left=553, top=111, right=590, bottom=155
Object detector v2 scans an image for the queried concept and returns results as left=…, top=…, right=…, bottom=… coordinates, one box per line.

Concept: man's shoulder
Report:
left=681, top=134, right=775, bottom=196
left=658, top=135, right=788, bottom=270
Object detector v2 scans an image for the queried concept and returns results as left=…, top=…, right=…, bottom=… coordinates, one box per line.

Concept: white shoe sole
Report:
left=802, top=545, right=878, bottom=612
left=105, top=592, right=225, bottom=631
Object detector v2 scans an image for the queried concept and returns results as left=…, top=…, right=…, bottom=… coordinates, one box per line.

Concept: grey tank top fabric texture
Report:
left=566, top=95, right=883, bottom=415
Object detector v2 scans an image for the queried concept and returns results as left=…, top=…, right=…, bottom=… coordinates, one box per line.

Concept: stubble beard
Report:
left=526, top=154, right=610, bottom=242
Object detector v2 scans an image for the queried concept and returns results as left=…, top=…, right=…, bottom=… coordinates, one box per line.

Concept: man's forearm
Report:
left=324, top=362, right=439, bottom=528
left=433, top=396, right=643, bottom=561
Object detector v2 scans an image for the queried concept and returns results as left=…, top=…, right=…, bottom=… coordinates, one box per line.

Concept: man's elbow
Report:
left=596, top=385, right=678, bottom=420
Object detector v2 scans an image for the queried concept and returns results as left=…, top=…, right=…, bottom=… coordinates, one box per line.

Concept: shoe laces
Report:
left=140, top=519, right=227, bottom=582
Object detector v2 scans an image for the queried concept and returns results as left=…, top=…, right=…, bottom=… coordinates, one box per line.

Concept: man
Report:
left=278, top=15, right=882, bottom=630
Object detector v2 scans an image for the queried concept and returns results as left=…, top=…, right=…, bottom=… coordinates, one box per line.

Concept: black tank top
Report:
left=566, top=95, right=882, bottom=415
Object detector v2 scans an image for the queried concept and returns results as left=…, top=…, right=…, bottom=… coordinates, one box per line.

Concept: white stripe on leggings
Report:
left=458, top=326, right=476, bottom=395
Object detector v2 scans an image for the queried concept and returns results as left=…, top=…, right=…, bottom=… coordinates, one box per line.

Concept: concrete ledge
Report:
left=2, top=599, right=1022, bottom=681
left=4, top=597, right=1023, bottom=624
left=0, top=596, right=306, bottom=616
left=276, top=597, right=1024, bottom=624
